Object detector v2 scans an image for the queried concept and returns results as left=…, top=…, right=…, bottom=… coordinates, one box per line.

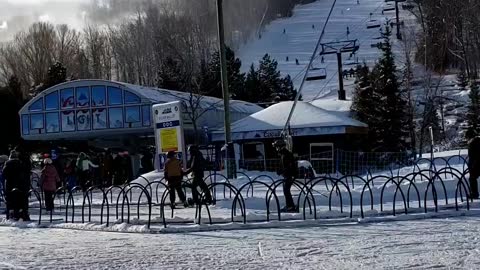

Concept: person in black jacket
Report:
left=273, top=140, right=298, bottom=212
left=3, top=149, right=31, bottom=220
left=468, top=137, right=480, bottom=199
left=184, top=145, right=212, bottom=204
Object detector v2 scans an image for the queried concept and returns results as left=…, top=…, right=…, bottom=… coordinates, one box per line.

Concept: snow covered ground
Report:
left=2, top=215, right=480, bottom=269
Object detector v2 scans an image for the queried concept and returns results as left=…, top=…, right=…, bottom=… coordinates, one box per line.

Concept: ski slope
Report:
left=238, top=0, right=411, bottom=102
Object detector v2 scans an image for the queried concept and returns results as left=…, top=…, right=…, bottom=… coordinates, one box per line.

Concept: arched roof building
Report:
left=19, top=79, right=261, bottom=147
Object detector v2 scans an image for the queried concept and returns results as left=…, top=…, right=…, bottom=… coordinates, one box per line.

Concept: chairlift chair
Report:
left=366, top=20, right=381, bottom=29
left=383, top=4, right=395, bottom=12
left=306, top=67, right=327, bottom=81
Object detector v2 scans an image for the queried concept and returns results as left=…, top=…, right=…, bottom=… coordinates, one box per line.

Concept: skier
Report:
left=286, top=56, right=289, bottom=62
left=164, top=151, right=187, bottom=208
left=184, top=145, right=212, bottom=205
left=273, top=140, right=298, bottom=212
left=295, top=58, right=299, bottom=65
left=283, top=28, right=286, bottom=34
left=40, top=158, right=60, bottom=212
left=468, top=137, right=480, bottom=199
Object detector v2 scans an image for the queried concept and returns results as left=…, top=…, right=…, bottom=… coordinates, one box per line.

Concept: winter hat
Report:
left=44, top=158, right=53, bottom=165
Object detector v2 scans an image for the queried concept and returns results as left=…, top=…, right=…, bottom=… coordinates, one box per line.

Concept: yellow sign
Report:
left=160, top=128, right=179, bottom=152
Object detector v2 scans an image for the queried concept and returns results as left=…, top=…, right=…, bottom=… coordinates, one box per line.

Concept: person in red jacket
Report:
left=41, top=158, right=61, bottom=212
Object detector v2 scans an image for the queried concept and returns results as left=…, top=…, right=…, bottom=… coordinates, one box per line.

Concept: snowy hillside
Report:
left=238, top=0, right=407, bottom=101
left=238, top=0, right=468, bottom=145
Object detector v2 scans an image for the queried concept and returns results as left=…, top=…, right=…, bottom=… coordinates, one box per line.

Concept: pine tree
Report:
left=257, top=54, right=282, bottom=102
left=363, top=26, right=410, bottom=152
left=157, top=57, right=185, bottom=91
left=373, top=26, right=409, bottom=152
left=235, top=64, right=259, bottom=103
left=277, top=75, right=300, bottom=101
left=45, top=62, right=67, bottom=89
left=204, top=47, right=245, bottom=99
left=466, top=82, right=480, bottom=140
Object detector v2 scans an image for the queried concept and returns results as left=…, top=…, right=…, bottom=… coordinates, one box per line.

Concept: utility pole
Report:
left=216, top=0, right=235, bottom=179
left=385, top=0, right=406, bottom=40
left=319, top=40, right=360, bottom=100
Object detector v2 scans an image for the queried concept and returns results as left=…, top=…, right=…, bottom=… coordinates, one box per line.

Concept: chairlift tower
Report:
left=385, top=0, right=406, bottom=40
left=319, top=39, right=360, bottom=100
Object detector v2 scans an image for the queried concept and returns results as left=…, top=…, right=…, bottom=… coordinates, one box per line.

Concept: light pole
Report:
left=216, top=0, right=235, bottom=179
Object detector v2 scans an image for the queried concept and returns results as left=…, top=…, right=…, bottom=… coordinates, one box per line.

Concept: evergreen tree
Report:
left=257, top=54, right=281, bottom=102
left=204, top=47, right=245, bottom=99
left=277, top=75, right=300, bottom=101
left=45, top=62, right=67, bottom=89
left=235, top=64, right=259, bottom=103
left=371, top=26, right=409, bottom=152
left=351, top=64, right=381, bottom=149
left=353, top=26, right=410, bottom=152
left=157, top=57, right=186, bottom=91
left=466, top=82, right=480, bottom=140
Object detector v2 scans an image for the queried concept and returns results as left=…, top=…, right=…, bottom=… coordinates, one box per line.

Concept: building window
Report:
left=124, top=91, right=141, bottom=104
left=92, top=86, right=106, bottom=107
left=108, top=87, right=122, bottom=106
left=30, top=114, right=44, bottom=134
left=125, top=106, right=141, bottom=128
left=108, top=107, right=123, bottom=129
left=76, top=87, right=90, bottom=107
left=29, top=98, right=44, bottom=112
left=21, top=115, right=29, bottom=135
left=92, top=108, right=107, bottom=130
left=61, top=88, right=75, bottom=109
left=46, top=112, right=60, bottom=133
left=45, top=91, right=59, bottom=111
left=142, top=105, right=151, bottom=127
left=61, top=110, right=75, bottom=132
left=77, top=110, right=91, bottom=131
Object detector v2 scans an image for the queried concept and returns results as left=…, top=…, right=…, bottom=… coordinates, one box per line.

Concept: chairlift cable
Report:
left=281, top=0, right=338, bottom=140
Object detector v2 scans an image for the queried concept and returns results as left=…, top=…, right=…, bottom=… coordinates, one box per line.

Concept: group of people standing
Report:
left=164, top=145, right=212, bottom=208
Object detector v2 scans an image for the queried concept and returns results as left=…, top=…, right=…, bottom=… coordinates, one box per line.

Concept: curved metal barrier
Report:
left=0, top=156, right=474, bottom=230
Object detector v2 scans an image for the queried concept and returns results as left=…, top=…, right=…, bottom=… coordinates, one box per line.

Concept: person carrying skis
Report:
left=468, top=136, right=480, bottom=199
left=40, top=158, right=61, bottom=212
left=164, top=151, right=187, bottom=208
left=273, top=140, right=298, bottom=212
left=184, top=145, right=212, bottom=205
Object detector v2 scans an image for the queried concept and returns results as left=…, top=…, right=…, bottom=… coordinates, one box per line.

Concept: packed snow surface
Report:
left=1, top=216, right=480, bottom=269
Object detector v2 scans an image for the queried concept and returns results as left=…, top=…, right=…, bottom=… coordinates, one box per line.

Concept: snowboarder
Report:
left=283, top=28, right=286, bottom=34
left=468, top=137, right=480, bottom=199
left=41, top=158, right=60, bottom=212
left=295, top=58, right=299, bottom=65
left=286, top=56, right=289, bottom=62
left=312, top=24, right=315, bottom=29
left=184, top=145, right=212, bottom=204
left=164, top=151, right=187, bottom=208
left=273, top=140, right=298, bottom=212
left=321, top=56, right=325, bottom=63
